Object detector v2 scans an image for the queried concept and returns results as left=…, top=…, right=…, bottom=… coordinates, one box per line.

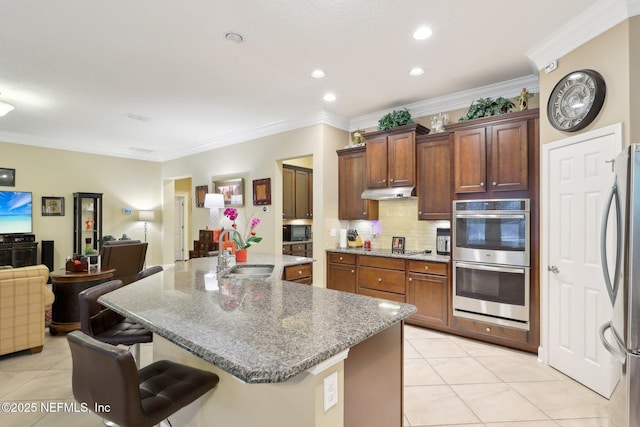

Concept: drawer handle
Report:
left=351, top=270, right=354, bottom=274
left=339, top=256, right=343, bottom=261
left=409, top=277, right=412, bottom=282
left=424, top=266, right=429, bottom=270
left=480, top=182, right=485, bottom=187
left=298, top=270, right=302, bottom=275
left=377, top=278, right=382, bottom=282
left=486, top=327, right=491, bottom=332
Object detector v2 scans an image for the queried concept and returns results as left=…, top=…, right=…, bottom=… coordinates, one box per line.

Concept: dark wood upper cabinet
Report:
left=337, top=147, right=378, bottom=220
left=364, top=124, right=430, bottom=190
left=283, top=164, right=312, bottom=220
left=452, top=113, right=530, bottom=195
left=416, top=133, right=452, bottom=220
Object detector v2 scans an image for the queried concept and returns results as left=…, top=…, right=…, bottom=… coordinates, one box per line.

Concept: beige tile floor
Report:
left=403, top=324, right=610, bottom=426
left=0, top=325, right=610, bottom=426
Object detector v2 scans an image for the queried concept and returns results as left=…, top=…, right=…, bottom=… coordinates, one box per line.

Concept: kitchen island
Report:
left=99, top=254, right=416, bottom=427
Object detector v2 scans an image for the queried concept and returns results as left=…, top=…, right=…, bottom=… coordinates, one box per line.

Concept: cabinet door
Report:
left=282, top=167, right=295, bottom=219
left=489, top=120, right=528, bottom=192
left=407, top=272, right=448, bottom=328
left=388, top=131, right=416, bottom=187
left=365, top=135, right=389, bottom=188
left=417, top=136, right=451, bottom=220
left=307, top=170, right=313, bottom=219
left=454, top=128, right=487, bottom=193
left=338, top=149, right=378, bottom=220
left=327, top=263, right=356, bottom=293
left=294, top=169, right=310, bottom=219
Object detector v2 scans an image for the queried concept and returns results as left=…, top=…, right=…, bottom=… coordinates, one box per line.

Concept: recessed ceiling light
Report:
left=311, top=69, right=326, bottom=79
left=224, top=32, right=244, bottom=44
left=413, top=26, right=433, bottom=40
left=323, top=93, right=336, bottom=102
left=409, top=67, right=425, bottom=77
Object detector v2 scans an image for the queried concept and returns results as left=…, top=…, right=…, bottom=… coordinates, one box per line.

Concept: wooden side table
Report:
left=49, top=267, right=115, bottom=335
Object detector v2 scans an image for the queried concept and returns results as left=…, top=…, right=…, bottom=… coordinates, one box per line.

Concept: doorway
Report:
left=174, top=193, right=188, bottom=262
left=542, top=123, right=622, bottom=397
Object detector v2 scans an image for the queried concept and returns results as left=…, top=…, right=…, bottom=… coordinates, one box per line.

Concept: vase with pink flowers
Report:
left=223, top=208, right=262, bottom=260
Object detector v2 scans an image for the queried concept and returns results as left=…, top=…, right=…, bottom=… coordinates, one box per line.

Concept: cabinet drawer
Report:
left=358, top=266, right=405, bottom=294
left=358, top=287, right=405, bottom=303
left=328, top=253, right=356, bottom=265
left=407, top=260, right=447, bottom=276
left=453, top=316, right=528, bottom=344
left=282, top=245, right=292, bottom=254
left=291, top=243, right=306, bottom=252
left=358, top=255, right=405, bottom=271
left=283, top=263, right=312, bottom=281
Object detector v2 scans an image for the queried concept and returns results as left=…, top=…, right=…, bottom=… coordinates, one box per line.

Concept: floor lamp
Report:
left=138, top=210, right=155, bottom=243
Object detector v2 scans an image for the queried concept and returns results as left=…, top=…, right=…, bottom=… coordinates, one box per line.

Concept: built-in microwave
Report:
left=283, top=224, right=311, bottom=242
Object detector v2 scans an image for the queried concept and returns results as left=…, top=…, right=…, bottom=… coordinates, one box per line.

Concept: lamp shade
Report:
left=138, top=210, right=155, bottom=222
left=204, top=193, right=225, bottom=209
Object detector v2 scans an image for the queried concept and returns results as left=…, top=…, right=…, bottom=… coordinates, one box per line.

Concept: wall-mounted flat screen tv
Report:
left=0, top=191, right=33, bottom=234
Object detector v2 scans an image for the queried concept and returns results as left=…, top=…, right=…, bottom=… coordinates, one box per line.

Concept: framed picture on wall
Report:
left=0, top=168, right=15, bottom=187
left=213, top=178, right=244, bottom=207
left=42, top=196, right=65, bottom=216
left=253, top=178, right=271, bottom=205
left=195, top=185, right=208, bottom=208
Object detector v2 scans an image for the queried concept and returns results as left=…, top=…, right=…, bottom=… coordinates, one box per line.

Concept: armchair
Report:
left=0, top=265, right=54, bottom=356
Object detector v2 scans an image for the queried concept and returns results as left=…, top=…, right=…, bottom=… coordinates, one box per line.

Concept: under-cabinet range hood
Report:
left=361, top=186, right=416, bottom=200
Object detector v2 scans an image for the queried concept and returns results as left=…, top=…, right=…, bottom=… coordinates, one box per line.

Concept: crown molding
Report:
left=348, top=75, right=539, bottom=131
left=527, top=0, right=640, bottom=70
left=160, top=109, right=351, bottom=161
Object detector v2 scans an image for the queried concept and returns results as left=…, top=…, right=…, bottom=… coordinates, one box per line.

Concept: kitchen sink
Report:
left=224, top=264, right=274, bottom=278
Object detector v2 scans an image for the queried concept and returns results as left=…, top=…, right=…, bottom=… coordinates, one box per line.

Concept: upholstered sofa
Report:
left=100, top=240, right=148, bottom=285
left=0, top=265, right=54, bottom=356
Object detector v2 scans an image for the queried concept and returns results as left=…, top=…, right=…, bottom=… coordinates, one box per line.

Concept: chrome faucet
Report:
left=217, top=229, right=245, bottom=273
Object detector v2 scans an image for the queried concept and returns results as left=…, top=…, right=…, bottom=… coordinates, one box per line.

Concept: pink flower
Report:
left=250, top=218, right=260, bottom=228
left=224, top=207, right=238, bottom=221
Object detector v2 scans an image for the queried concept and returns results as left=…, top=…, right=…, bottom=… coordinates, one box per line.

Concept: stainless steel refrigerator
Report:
left=600, top=143, right=640, bottom=426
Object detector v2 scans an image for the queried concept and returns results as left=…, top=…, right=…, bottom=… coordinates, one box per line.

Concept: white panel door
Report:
left=546, top=125, right=620, bottom=397
left=174, top=195, right=185, bottom=261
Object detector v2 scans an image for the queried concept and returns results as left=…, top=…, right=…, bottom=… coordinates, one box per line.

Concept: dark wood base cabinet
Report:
left=327, top=251, right=538, bottom=353
left=406, top=260, right=449, bottom=330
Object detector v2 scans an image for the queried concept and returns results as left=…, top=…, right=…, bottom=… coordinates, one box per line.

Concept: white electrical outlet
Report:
left=330, top=228, right=337, bottom=237
left=323, top=371, right=338, bottom=412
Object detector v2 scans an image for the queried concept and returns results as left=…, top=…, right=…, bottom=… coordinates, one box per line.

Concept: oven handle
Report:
left=454, top=261, right=526, bottom=274
left=454, top=214, right=526, bottom=220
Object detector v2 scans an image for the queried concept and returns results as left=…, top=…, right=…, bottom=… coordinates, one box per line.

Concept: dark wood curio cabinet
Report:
left=73, top=192, right=103, bottom=255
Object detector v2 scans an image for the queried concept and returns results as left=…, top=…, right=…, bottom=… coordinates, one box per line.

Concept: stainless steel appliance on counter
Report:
left=436, top=228, right=450, bottom=255
left=452, top=199, right=531, bottom=330
left=599, top=144, right=640, bottom=427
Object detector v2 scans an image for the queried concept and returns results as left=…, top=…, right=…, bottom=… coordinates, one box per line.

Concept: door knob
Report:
left=548, top=265, right=560, bottom=274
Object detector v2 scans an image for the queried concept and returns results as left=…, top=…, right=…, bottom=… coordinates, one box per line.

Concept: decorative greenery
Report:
left=84, top=247, right=98, bottom=255
left=377, top=108, right=413, bottom=130
left=223, top=207, right=262, bottom=250
left=458, top=97, right=515, bottom=122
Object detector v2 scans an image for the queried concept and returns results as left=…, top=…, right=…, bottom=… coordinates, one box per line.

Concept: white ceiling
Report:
left=0, top=0, right=629, bottom=162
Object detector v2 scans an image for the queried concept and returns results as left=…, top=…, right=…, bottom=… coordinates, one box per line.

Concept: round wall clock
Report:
left=547, top=69, right=606, bottom=132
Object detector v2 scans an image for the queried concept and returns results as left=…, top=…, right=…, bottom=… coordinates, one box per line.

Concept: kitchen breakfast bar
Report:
left=99, top=254, right=416, bottom=427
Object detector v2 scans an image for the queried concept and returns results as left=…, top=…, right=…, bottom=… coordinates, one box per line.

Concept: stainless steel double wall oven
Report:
left=452, top=199, right=531, bottom=330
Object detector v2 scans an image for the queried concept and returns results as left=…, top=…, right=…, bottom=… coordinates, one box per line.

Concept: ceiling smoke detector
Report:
left=224, top=32, right=244, bottom=44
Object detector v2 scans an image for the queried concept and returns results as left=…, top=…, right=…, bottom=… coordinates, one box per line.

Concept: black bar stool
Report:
left=78, top=279, right=152, bottom=367
left=67, top=331, right=219, bottom=427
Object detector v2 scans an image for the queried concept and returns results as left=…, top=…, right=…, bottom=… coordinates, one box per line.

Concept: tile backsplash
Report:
left=327, top=199, right=450, bottom=252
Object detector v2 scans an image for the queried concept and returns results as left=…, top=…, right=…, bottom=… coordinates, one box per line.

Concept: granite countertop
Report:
left=327, top=247, right=450, bottom=263
left=99, top=255, right=416, bottom=384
